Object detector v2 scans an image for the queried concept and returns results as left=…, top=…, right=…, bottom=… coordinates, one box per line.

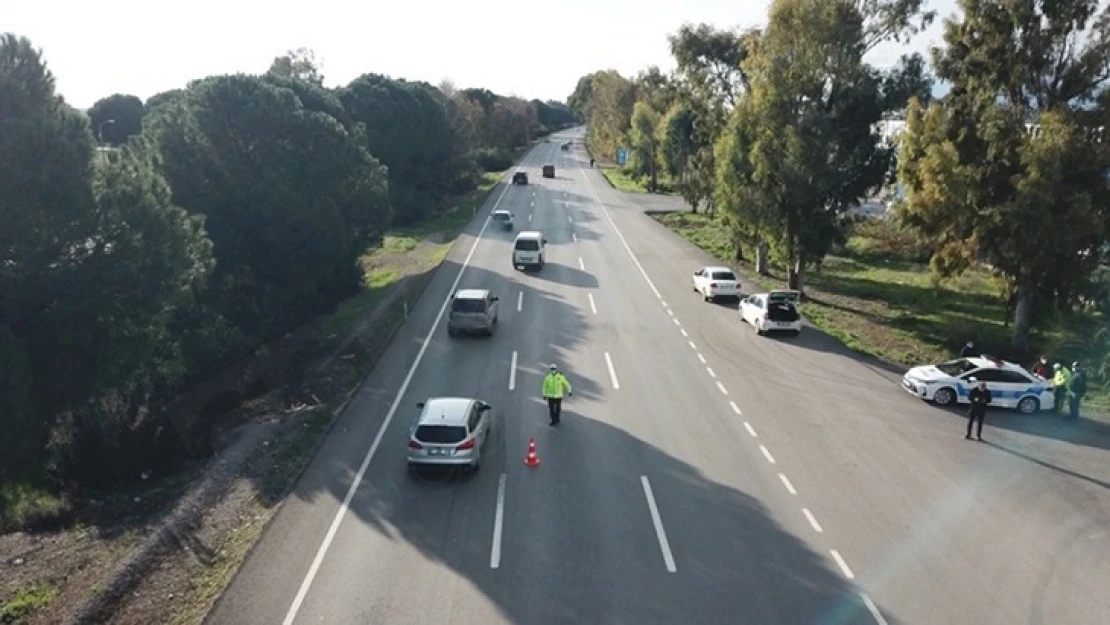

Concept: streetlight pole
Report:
left=98, top=119, right=116, bottom=146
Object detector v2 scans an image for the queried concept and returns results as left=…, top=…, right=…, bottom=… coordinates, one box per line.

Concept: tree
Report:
left=659, top=102, right=697, bottom=188
left=628, top=102, right=662, bottom=190
left=881, top=52, right=934, bottom=110
left=87, top=93, right=145, bottom=145
left=267, top=47, right=324, bottom=85
left=897, top=0, right=1110, bottom=350
left=585, top=70, right=636, bottom=160
left=715, top=0, right=891, bottom=294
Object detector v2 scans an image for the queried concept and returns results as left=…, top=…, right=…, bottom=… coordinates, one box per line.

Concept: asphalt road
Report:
left=209, top=128, right=1110, bottom=625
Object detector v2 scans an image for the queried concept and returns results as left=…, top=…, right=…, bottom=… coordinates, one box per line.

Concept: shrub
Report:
left=843, top=217, right=932, bottom=263
left=472, top=147, right=513, bottom=172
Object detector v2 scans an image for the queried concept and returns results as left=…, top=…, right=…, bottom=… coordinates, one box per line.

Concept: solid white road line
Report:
left=572, top=232, right=578, bottom=242
left=604, top=352, right=620, bottom=390
left=861, top=593, right=890, bottom=625
left=580, top=168, right=662, bottom=299
left=778, top=473, right=797, bottom=495
left=281, top=170, right=514, bottom=625
left=716, top=381, right=729, bottom=395
left=508, top=351, right=518, bottom=390
left=729, top=401, right=742, bottom=415
left=587, top=293, right=597, bottom=314
left=830, top=550, right=855, bottom=579
left=697, top=353, right=707, bottom=364
left=516, top=291, right=523, bottom=312
left=759, top=444, right=776, bottom=464
left=578, top=257, right=585, bottom=271
left=640, top=476, right=677, bottom=573
left=802, top=508, right=824, bottom=533
left=490, top=473, right=507, bottom=568
left=706, top=367, right=717, bottom=378
left=744, top=422, right=758, bottom=437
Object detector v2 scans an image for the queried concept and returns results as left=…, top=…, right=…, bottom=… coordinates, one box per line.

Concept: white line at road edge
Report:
left=604, top=352, right=621, bottom=390
left=280, top=174, right=512, bottom=625
left=861, top=594, right=890, bottom=625
left=830, top=549, right=855, bottom=579
left=640, top=476, right=677, bottom=573
left=516, top=291, right=523, bottom=312
left=579, top=167, right=663, bottom=300
left=508, top=351, right=518, bottom=391
left=490, top=473, right=507, bottom=568
left=587, top=293, right=597, bottom=314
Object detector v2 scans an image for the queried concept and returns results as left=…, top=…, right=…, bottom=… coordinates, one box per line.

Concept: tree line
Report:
left=0, top=36, right=578, bottom=501
left=569, top=0, right=1110, bottom=351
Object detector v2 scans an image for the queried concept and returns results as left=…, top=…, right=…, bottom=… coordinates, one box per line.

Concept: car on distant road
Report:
left=447, top=289, right=499, bottom=337
left=407, top=397, right=492, bottom=472
left=512, top=230, right=546, bottom=271
left=542, top=164, right=555, bottom=178
left=740, top=290, right=802, bottom=336
left=561, top=141, right=571, bottom=151
left=512, top=170, right=528, bottom=185
left=901, top=355, right=1054, bottom=414
left=692, top=266, right=740, bottom=301
left=492, top=209, right=514, bottom=231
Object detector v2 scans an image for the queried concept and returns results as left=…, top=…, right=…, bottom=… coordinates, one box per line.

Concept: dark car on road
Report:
left=512, top=170, right=528, bottom=185
left=542, top=164, right=555, bottom=178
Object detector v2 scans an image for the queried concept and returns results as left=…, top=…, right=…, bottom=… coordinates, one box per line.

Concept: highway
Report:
left=209, top=128, right=1110, bottom=625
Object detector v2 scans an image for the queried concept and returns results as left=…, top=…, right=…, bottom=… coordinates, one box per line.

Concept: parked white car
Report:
left=740, top=290, right=802, bottom=336
left=692, top=266, right=740, bottom=301
left=901, top=356, right=1054, bottom=414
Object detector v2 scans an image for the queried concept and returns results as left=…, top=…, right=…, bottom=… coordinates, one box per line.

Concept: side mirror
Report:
left=542, top=238, right=548, bottom=245
left=480, top=403, right=492, bottom=411
left=415, top=402, right=425, bottom=409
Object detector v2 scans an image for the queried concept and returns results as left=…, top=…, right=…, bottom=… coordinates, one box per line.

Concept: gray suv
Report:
left=447, top=289, right=499, bottom=337
left=407, top=397, right=492, bottom=472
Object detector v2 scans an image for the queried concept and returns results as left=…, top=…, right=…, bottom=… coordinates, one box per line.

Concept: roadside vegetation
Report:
left=569, top=0, right=1109, bottom=390
left=0, top=34, right=575, bottom=624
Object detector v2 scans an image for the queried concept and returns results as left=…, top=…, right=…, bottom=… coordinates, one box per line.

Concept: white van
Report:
left=512, top=231, right=546, bottom=271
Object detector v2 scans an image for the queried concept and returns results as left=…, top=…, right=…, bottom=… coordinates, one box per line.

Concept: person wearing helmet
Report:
left=541, top=363, right=573, bottom=426
left=1052, top=363, right=1071, bottom=413
left=965, top=378, right=992, bottom=441
left=1067, top=362, right=1086, bottom=421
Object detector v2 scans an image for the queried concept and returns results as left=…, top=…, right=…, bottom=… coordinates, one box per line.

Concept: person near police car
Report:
left=542, top=364, right=573, bottom=426
left=960, top=341, right=977, bottom=358
left=1067, top=362, right=1087, bottom=421
left=1031, top=356, right=1048, bottom=379
left=966, top=378, right=991, bottom=441
left=1052, top=362, right=1071, bottom=413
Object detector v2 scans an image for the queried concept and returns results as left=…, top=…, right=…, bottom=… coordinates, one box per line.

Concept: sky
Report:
left=8, top=0, right=960, bottom=110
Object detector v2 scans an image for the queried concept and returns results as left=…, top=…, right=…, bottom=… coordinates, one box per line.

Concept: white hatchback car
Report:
left=740, top=290, right=802, bottom=335
left=901, top=356, right=1054, bottom=414
left=692, top=266, right=740, bottom=301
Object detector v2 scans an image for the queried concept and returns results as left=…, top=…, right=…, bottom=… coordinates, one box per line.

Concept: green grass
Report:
left=599, top=166, right=677, bottom=195
left=0, top=481, right=71, bottom=533
left=0, top=585, right=57, bottom=624
left=652, top=211, right=1110, bottom=411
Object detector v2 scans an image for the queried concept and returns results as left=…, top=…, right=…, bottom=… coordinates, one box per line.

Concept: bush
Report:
left=472, top=147, right=513, bottom=172
left=843, top=217, right=932, bottom=263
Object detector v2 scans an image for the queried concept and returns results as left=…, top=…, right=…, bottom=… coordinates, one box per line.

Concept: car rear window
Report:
left=711, top=271, right=736, bottom=281
left=493, top=213, right=510, bottom=220
left=415, top=425, right=467, bottom=443
left=452, top=298, right=485, bottom=313
left=515, top=239, right=540, bottom=251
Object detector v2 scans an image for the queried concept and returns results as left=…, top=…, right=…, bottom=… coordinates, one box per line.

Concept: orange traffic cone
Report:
left=524, top=437, right=540, bottom=467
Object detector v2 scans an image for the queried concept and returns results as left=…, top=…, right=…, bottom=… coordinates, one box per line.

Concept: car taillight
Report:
left=407, top=439, right=423, bottom=450
left=709, top=282, right=718, bottom=288
left=456, top=438, right=476, bottom=450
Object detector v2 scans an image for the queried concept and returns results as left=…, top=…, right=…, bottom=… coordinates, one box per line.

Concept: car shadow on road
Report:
left=319, top=404, right=900, bottom=625
left=934, top=404, right=1110, bottom=452
left=980, top=440, right=1110, bottom=491
left=523, top=262, right=599, bottom=290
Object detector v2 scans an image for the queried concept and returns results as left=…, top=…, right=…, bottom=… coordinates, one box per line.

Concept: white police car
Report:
left=901, top=355, right=1054, bottom=414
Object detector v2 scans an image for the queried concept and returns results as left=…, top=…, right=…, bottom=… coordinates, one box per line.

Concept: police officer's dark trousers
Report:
left=967, top=406, right=985, bottom=439
left=547, top=398, right=563, bottom=424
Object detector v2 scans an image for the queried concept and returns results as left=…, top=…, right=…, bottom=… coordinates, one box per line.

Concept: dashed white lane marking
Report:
left=640, top=476, right=677, bottom=573
left=802, top=508, right=824, bottom=533
left=680, top=328, right=688, bottom=337
left=688, top=341, right=696, bottom=350
left=861, top=594, right=889, bottom=625
left=830, top=550, right=855, bottom=579
left=578, top=257, right=585, bottom=271
left=587, top=293, right=597, bottom=314
left=715, top=381, right=729, bottom=395
left=744, top=422, right=758, bottom=438
left=568, top=215, right=573, bottom=223
left=778, top=473, right=797, bottom=495
left=729, top=401, right=742, bottom=415
left=508, top=351, right=518, bottom=390
left=516, top=291, right=523, bottom=312
left=672, top=318, right=680, bottom=326
left=528, top=213, right=532, bottom=222
left=759, top=444, right=776, bottom=464
left=530, top=200, right=534, bottom=207
left=572, top=232, right=578, bottom=242
left=490, top=473, right=507, bottom=568
left=661, top=300, right=667, bottom=307
left=697, top=354, right=707, bottom=364
left=281, top=164, right=516, bottom=625
left=604, top=352, right=620, bottom=390
left=706, top=367, right=717, bottom=378
left=667, top=309, right=675, bottom=317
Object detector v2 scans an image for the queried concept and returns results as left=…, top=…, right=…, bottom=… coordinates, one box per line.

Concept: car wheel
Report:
left=1017, top=396, right=1039, bottom=414
left=933, top=387, right=956, bottom=406
left=471, top=453, right=482, bottom=472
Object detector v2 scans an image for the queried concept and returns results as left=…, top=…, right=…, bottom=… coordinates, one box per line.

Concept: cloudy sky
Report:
left=8, top=0, right=959, bottom=109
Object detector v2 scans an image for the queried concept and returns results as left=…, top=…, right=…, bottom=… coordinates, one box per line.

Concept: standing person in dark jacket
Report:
left=961, top=341, right=976, bottom=358
left=966, top=379, right=992, bottom=441
left=1067, top=362, right=1087, bottom=421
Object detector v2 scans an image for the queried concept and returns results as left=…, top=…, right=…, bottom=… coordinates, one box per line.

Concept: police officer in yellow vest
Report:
left=542, top=363, right=573, bottom=426
left=1052, top=363, right=1071, bottom=413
